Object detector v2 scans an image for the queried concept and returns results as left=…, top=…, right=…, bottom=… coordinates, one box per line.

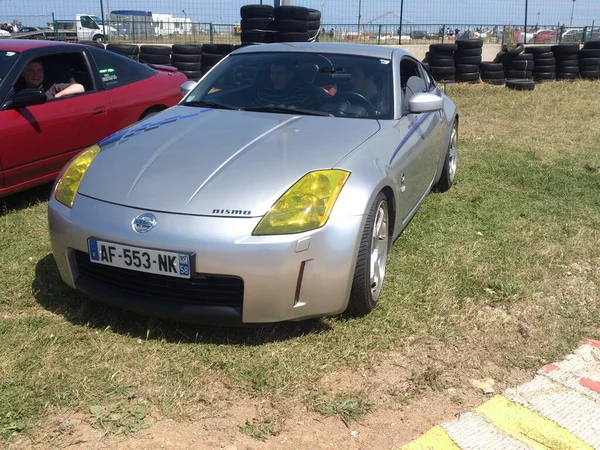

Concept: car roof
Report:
left=0, top=39, right=86, bottom=52
left=232, top=42, right=406, bottom=60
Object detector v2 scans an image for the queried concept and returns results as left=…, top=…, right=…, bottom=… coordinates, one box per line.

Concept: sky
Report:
left=1, top=0, right=599, bottom=29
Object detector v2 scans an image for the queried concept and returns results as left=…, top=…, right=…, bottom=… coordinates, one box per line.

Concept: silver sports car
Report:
left=47, top=43, right=458, bottom=325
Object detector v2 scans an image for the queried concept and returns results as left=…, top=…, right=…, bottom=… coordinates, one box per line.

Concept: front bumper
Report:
left=48, top=193, right=366, bottom=324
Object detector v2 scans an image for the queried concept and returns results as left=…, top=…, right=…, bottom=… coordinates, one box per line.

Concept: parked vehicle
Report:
left=0, top=40, right=188, bottom=198
left=108, top=10, right=154, bottom=41
left=152, top=13, right=192, bottom=37
left=47, top=42, right=459, bottom=326
left=75, top=14, right=117, bottom=42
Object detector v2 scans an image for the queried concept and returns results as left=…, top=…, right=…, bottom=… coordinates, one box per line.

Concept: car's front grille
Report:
left=74, top=251, right=244, bottom=307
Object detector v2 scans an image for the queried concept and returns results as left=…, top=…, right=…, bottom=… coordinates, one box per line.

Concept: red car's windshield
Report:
left=0, top=50, right=20, bottom=81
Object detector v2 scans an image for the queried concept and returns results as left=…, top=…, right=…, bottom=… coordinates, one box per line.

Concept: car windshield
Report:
left=182, top=51, right=393, bottom=119
left=0, top=50, right=19, bottom=82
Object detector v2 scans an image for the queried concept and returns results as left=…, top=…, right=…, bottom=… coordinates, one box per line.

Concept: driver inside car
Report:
left=348, top=63, right=388, bottom=116
left=16, top=60, right=84, bottom=100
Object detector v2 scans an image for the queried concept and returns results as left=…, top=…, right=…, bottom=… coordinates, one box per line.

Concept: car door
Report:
left=389, top=57, right=439, bottom=222
left=0, top=48, right=113, bottom=194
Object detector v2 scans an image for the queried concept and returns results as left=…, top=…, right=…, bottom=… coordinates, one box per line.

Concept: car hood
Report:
left=78, top=106, right=380, bottom=216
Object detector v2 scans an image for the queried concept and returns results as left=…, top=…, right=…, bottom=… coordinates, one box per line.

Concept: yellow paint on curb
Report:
left=400, top=426, right=460, bottom=450
left=476, top=395, right=593, bottom=450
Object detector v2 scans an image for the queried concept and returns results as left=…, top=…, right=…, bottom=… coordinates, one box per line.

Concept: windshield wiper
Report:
left=183, top=100, right=239, bottom=110
left=242, top=105, right=333, bottom=117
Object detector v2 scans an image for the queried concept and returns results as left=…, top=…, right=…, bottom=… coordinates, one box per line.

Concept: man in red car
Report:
left=18, top=60, right=84, bottom=99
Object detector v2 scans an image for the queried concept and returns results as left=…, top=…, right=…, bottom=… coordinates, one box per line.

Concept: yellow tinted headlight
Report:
left=54, top=144, right=101, bottom=208
left=252, top=170, right=350, bottom=235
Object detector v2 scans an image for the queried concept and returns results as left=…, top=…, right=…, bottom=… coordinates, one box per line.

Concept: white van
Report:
left=76, top=14, right=117, bottom=42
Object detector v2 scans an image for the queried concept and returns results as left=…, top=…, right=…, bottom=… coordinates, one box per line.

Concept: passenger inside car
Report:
left=15, top=59, right=85, bottom=99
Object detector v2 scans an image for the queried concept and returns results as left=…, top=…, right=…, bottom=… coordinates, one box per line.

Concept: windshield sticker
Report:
left=380, top=59, right=390, bottom=64
left=102, top=73, right=118, bottom=83
left=6, top=52, right=16, bottom=56
left=99, top=68, right=115, bottom=74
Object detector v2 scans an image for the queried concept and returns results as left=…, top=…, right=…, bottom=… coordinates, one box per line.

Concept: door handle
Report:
left=92, top=107, right=107, bottom=116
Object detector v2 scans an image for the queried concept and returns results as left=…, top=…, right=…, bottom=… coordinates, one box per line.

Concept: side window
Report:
left=90, top=47, right=156, bottom=89
left=399, top=58, right=427, bottom=113
left=80, top=16, right=98, bottom=30
left=12, top=52, right=94, bottom=99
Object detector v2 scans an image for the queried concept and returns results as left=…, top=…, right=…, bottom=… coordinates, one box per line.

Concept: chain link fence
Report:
left=1, top=1, right=599, bottom=45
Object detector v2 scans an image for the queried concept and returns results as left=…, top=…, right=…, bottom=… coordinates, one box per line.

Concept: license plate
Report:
left=87, top=238, right=193, bottom=279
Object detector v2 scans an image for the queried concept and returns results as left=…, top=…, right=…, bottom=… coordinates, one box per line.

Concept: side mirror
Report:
left=180, top=80, right=197, bottom=98
left=1, top=88, right=47, bottom=110
left=408, top=92, right=444, bottom=114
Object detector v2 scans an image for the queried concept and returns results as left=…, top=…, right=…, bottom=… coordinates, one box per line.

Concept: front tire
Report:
left=348, top=191, right=390, bottom=314
left=434, top=120, right=458, bottom=192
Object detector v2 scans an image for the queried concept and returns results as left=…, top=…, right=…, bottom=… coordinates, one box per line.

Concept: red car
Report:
left=0, top=40, right=188, bottom=197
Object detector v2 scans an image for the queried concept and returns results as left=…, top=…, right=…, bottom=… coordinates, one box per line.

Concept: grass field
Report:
left=1, top=80, right=599, bottom=446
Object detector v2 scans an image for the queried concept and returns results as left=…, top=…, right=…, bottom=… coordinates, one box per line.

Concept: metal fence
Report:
left=1, top=0, right=599, bottom=45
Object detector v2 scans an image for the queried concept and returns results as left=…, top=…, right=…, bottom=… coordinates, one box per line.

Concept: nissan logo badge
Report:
left=132, top=213, right=157, bottom=233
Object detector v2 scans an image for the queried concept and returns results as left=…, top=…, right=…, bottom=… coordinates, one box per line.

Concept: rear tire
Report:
left=348, top=192, right=390, bottom=315
left=434, top=120, right=458, bottom=192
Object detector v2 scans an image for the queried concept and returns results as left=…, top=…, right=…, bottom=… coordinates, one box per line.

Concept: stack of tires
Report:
left=427, top=43, right=457, bottom=83
left=524, top=46, right=556, bottom=82
left=504, top=52, right=534, bottom=80
left=552, top=44, right=580, bottom=81
left=239, top=4, right=275, bottom=45
left=139, top=45, right=171, bottom=66
left=271, top=6, right=321, bottom=43
left=479, top=62, right=504, bottom=85
left=578, top=40, right=600, bottom=80
left=106, top=43, right=139, bottom=60
left=201, top=44, right=235, bottom=76
left=171, top=44, right=203, bottom=81
left=454, top=39, right=483, bottom=83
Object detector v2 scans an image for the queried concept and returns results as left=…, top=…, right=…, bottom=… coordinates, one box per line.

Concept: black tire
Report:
left=505, top=43, right=525, bottom=57
left=240, top=4, right=274, bottom=19
left=274, top=19, right=309, bottom=32
left=579, top=49, right=600, bottom=58
left=139, top=45, right=172, bottom=56
left=172, top=61, right=202, bottom=71
left=274, top=6, right=310, bottom=21
left=430, top=66, right=456, bottom=76
left=455, top=56, right=482, bottom=65
left=456, top=72, right=480, bottom=82
left=456, top=39, right=484, bottom=49
left=201, top=53, right=225, bottom=66
left=85, top=42, right=106, bottom=49
left=240, top=18, right=273, bottom=31
left=180, top=70, right=203, bottom=80
left=510, top=60, right=535, bottom=71
left=556, top=66, right=579, bottom=74
left=427, top=56, right=454, bottom=66
left=434, top=120, right=458, bottom=192
left=456, top=64, right=479, bottom=74
left=580, top=70, right=600, bottom=79
left=455, top=48, right=483, bottom=57
left=551, top=44, right=580, bottom=54
left=533, top=72, right=556, bottom=80
left=514, top=53, right=534, bottom=61
left=241, top=30, right=269, bottom=43
left=555, top=54, right=579, bottom=62
left=480, top=62, right=503, bottom=71
left=308, top=20, right=321, bottom=31
left=481, top=71, right=504, bottom=79
left=556, top=73, right=579, bottom=80
left=533, top=58, right=556, bottom=66
left=271, top=31, right=310, bottom=42
left=533, top=65, right=556, bottom=73
left=533, top=52, right=555, bottom=59
left=201, top=44, right=235, bottom=55
left=525, top=45, right=552, bottom=54
left=583, top=40, right=600, bottom=50
left=347, top=191, right=390, bottom=315
left=578, top=57, right=600, bottom=66
left=430, top=43, right=458, bottom=52
left=171, top=44, right=203, bottom=55
left=506, top=79, right=535, bottom=90
left=482, top=78, right=505, bottom=85
left=139, top=53, right=171, bottom=65
left=308, top=9, right=321, bottom=21
left=171, top=53, right=202, bottom=63
left=506, top=70, right=533, bottom=78
left=106, top=43, right=139, bottom=56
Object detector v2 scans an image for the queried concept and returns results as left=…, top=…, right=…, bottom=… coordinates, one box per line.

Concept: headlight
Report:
left=54, top=144, right=101, bottom=208
left=252, top=170, right=350, bottom=235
